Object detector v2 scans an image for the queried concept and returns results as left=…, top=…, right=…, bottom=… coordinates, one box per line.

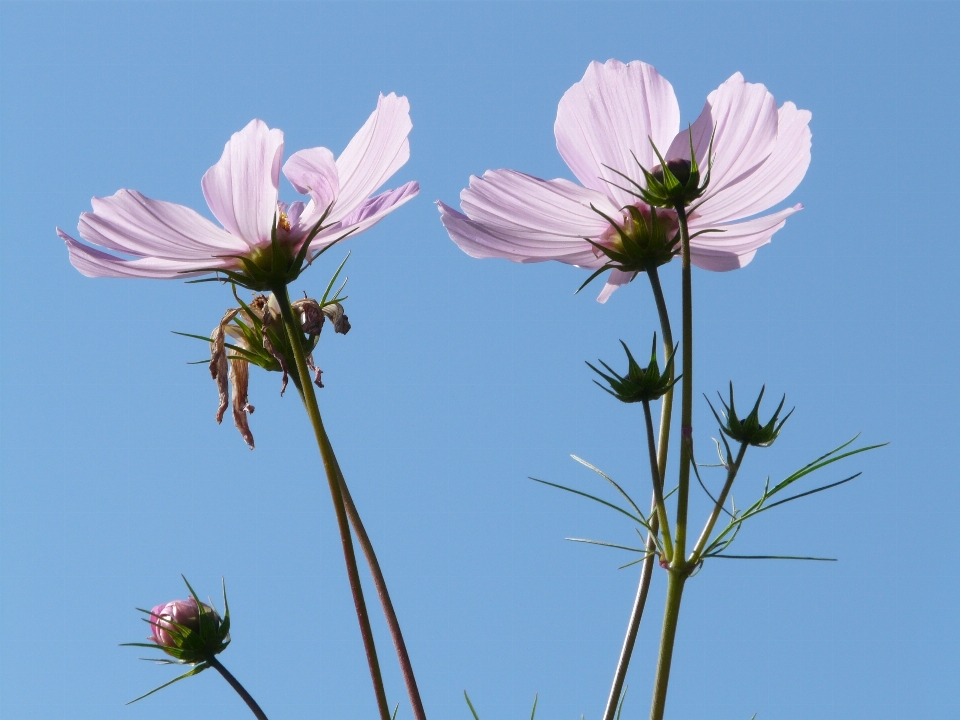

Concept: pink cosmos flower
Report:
left=149, top=598, right=215, bottom=648
left=59, top=94, right=418, bottom=281
left=439, top=60, right=811, bottom=301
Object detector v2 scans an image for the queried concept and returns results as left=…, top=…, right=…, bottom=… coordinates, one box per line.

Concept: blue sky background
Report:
left=2, top=1, right=958, bottom=719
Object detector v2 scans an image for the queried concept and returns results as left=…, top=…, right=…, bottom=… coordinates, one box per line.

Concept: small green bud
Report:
left=636, top=129, right=713, bottom=209
left=587, top=334, right=680, bottom=404
left=706, top=383, right=794, bottom=448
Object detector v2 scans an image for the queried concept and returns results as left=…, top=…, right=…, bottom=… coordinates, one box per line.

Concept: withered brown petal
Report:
left=209, top=308, right=240, bottom=424
left=292, top=298, right=325, bottom=335
left=229, top=355, right=255, bottom=449
left=322, top=302, right=351, bottom=334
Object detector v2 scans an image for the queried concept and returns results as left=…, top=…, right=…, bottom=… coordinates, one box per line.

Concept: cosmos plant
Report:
left=63, top=60, right=881, bottom=720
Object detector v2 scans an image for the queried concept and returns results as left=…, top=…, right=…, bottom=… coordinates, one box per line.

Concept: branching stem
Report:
left=273, top=285, right=391, bottom=720
left=689, top=442, right=748, bottom=563
left=601, top=265, right=675, bottom=720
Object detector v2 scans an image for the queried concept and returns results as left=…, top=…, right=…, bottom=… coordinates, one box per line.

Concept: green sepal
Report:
left=587, top=334, right=680, bottom=403
left=626, top=129, right=714, bottom=209
left=576, top=204, right=680, bottom=294
left=706, top=382, right=794, bottom=447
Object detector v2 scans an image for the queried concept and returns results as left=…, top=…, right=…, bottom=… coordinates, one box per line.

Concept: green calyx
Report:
left=578, top=206, right=680, bottom=294
left=587, top=334, right=680, bottom=404
left=641, top=129, right=712, bottom=209
left=186, top=206, right=353, bottom=291
left=707, top=383, right=794, bottom=448
left=605, top=128, right=713, bottom=210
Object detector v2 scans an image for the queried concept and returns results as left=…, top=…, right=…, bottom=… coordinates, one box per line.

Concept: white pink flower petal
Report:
left=555, top=60, right=680, bottom=208
left=441, top=60, right=810, bottom=302
left=695, top=102, right=811, bottom=225
left=78, top=190, right=245, bottom=260
left=201, top=119, right=284, bottom=248
left=59, top=229, right=222, bottom=278
left=283, top=147, right=340, bottom=224
left=313, top=180, right=419, bottom=249
left=331, top=93, right=412, bottom=225
left=688, top=205, right=801, bottom=271
left=61, top=99, right=416, bottom=281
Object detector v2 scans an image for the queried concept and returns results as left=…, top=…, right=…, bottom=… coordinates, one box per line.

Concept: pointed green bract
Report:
left=588, top=334, right=680, bottom=403
left=576, top=205, right=680, bottom=294
left=124, top=576, right=232, bottom=704
left=628, top=128, right=714, bottom=209
left=706, top=383, right=794, bottom=448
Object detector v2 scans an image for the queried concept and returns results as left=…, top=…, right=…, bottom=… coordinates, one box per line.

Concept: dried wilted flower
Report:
left=207, top=292, right=350, bottom=447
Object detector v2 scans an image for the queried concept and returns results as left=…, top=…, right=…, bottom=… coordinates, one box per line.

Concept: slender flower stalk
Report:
left=273, top=284, right=391, bottom=720
left=648, top=206, right=694, bottom=720
left=673, top=205, right=694, bottom=567
left=689, top=442, right=748, bottom=563
left=643, top=399, right=674, bottom=559
left=603, top=506, right=659, bottom=720
left=602, top=267, right=674, bottom=720
left=207, top=656, right=270, bottom=720
left=337, top=475, right=428, bottom=720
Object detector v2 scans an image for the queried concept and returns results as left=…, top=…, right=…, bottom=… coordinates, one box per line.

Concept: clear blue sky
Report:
left=2, top=2, right=958, bottom=719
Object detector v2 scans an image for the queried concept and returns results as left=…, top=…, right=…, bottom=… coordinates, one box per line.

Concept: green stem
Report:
left=600, top=268, right=676, bottom=720
left=273, top=285, right=391, bottom=720
left=647, top=265, right=675, bottom=496
left=648, top=571, right=686, bottom=720
left=643, top=400, right=673, bottom=559
left=602, top=501, right=659, bottom=720
left=206, top=656, right=269, bottom=720
left=689, top=442, right=748, bottom=563
left=338, top=478, right=428, bottom=720
left=647, top=208, right=694, bottom=720
left=673, top=205, right=694, bottom=567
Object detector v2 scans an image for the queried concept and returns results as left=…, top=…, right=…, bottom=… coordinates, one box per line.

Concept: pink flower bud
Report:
left=149, top=598, right=218, bottom=649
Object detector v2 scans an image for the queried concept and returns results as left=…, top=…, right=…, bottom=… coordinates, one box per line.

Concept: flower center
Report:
left=277, top=211, right=291, bottom=232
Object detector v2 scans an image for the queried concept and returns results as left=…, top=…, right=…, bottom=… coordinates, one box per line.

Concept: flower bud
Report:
left=587, top=334, right=680, bottom=404
left=706, top=383, right=794, bottom=448
left=140, top=583, right=231, bottom=665
left=636, top=130, right=712, bottom=209
left=150, top=599, right=218, bottom=651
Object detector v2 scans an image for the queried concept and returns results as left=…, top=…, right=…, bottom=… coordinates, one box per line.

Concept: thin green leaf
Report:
left=708, top=554, right=836, bottom=562
left=617, top=553, right=656, bottom=570
left=615, top=685, right=628, bottom=720
left=757, top=473, right=862, bottom=514
left=530, top=693, right=539, bottom=720
left=125, top=663, right=209, bottom=705
left=320, top=252, right=351, bottom=304
left=570, top=455, right=644, bottom=517
left=565, top=537, right=647, bottom=553
left=172, top=331, right=214, bottom=344
left=530, top=478, right=644, bottom=525
left=464, top=691, right=481, bottom=720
